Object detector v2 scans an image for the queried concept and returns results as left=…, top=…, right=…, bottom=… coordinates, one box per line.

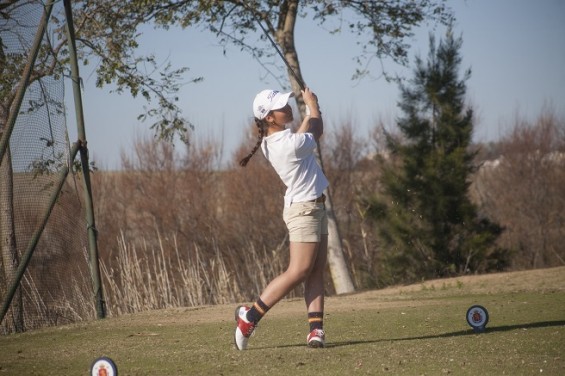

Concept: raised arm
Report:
left=297, top=87, right=323, bottom=141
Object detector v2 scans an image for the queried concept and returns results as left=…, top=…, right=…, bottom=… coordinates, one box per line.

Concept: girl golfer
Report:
left=235, top=87, right=328, bottom=350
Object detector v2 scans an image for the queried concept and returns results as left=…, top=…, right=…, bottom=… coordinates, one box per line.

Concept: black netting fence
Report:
left=1, top=0, right=95, bottom=334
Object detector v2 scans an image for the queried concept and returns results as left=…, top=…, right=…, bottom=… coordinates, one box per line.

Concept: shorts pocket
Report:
left=299, top=209, right=315, bottom=216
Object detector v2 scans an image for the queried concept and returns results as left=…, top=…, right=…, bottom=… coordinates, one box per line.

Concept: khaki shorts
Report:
left=283, top=201, right=328, bottom=243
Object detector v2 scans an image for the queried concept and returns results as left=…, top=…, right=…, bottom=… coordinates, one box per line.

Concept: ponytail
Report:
left=239, top=118, right=268, bottom=167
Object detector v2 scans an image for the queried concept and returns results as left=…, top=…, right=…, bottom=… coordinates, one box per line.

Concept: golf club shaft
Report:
left=251, top=12, right=306, bottom=90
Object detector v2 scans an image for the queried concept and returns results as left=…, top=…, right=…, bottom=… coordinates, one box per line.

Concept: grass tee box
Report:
left=1, top=267, right=564, bottom=375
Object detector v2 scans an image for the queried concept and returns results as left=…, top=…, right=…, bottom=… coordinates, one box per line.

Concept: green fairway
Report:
left=1, top=267, right=564, bottom=375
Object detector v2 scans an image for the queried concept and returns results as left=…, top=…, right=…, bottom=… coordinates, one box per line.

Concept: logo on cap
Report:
left=267, top=90, right=279, bottom=102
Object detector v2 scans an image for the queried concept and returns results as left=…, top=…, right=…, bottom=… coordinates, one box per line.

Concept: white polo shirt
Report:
left=261, top=129, right=329, bottom=207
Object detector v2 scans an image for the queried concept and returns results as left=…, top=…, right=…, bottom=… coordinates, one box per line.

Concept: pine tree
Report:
left=370, top=30, right=506, bottom=283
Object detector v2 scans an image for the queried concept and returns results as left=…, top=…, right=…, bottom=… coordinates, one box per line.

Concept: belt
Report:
left=310, top=194, right=326, bottom=203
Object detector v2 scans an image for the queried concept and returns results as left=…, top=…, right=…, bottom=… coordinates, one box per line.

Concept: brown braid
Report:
left=239, top=118, right=268, bottom=167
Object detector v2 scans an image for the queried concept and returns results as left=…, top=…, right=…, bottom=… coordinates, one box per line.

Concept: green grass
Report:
left=1, top=267, right=564, bottom=375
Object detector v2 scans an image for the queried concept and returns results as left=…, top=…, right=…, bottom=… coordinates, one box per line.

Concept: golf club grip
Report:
left=289, top=69, right=306, bottom=91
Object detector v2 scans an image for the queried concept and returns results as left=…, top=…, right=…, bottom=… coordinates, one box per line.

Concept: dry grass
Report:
left=100, top=231, right=289, bottom=316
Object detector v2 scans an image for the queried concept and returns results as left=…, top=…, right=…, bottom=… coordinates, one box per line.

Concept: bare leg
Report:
left=259, top=241, right=319, bottom=307
left=304, top=234, right=328, bottom=313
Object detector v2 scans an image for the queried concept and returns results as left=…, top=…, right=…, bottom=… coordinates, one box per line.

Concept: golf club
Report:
left=248, top=10, right=306, bottom=91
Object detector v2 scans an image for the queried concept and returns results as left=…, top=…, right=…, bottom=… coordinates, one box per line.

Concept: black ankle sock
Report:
left=246, top=298, right=270, bottom=324
left=308, top=312, right=324, bottom=331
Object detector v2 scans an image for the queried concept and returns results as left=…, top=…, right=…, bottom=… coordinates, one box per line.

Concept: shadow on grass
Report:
left=326, top=319, right=565, bottom=348
left=253, top=320, right=565, bottom=350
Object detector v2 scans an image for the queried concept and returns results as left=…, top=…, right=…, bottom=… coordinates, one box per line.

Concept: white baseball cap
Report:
left=253, top=90, right=294, bottom=119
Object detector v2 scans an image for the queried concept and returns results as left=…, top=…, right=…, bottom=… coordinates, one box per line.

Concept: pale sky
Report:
left=68, top=0, right=565, bottom=170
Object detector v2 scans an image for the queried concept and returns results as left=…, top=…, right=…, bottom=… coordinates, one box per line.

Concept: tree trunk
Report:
left=0, top=132, right=24, bottom=333
left=276, top=0, right=355, bottom=294
left=323, top=181, right=356, bottom=294
left=1, top=29, right=24, bottom=329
